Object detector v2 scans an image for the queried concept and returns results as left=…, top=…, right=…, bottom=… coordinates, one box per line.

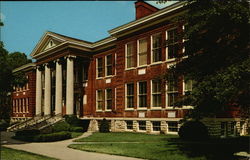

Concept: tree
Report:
left=0, top=41, right=31, bottom=121
left=166, top=0, right=250, bottom=119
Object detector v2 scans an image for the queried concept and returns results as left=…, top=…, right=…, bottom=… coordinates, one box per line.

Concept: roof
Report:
left=13, top=63, right=36, bottom=73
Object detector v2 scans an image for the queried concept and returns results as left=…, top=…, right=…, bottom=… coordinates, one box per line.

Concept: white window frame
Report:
left=151, top=80, right=162, bottom=109
left=167, top=121, right=179, bottom=134
left=151, top=121, right=161, bottom=132
left=96, top=57, right=103, bottom=78
left=151, top=33, right=162, bottom=64
left=137, top=81, right=147, bottom=110
left=105, top=88, right=112, bottom=111
left=96, top=90, right=104, bottom=112
left=125, top=43, right=135, bottom=69
left=166, top=27, right=178, bottom=61
left=125, top=120, right=133, bottom=131
left=137, top=38, right=148, bottom=67
left=105, top=54, right=113, bottom=77
left=166, top=77, right=178, bottom=108
left=182, top=78, right=194, bottom=109
left=125, top=83, right=135, bottom=110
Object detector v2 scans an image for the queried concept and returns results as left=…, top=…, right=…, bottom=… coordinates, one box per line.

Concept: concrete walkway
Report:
left=1, top=131, right=143, bottom=160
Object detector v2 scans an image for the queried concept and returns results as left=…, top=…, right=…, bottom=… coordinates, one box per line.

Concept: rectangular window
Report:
left=126, top=83, right=134, bottom=108
left=138, top=121, right=146, bottom=131
left=221, top=122, right=228, bottom=137
left=167, top=28, right=179, bottom=59
left=168, top=122, right=178, bottom=132
left=126, top=43, right=134, bottom=68
left=167, top=77, right=178, bottom=107
left=106, top=55, right=112, bottom=76
left=138, top=81, right=147, bottom=108
left=152, top=80, right=162, bottom=107
left=152, top=33, right=162, bottom=62
left=97, top=57, right=103, bottom=77
left=126, top=120, right=133, bottom=130
left=26, top=98, right=29, bottom=113
left=138, top=39, right=147, bottom=66
left=106, top=89, right=112, bottom=110
left=184, top=79, right=193, bottom=95
left=152, top=121, right=161, bottom=131
left=96, top=90, right=104, bottom=111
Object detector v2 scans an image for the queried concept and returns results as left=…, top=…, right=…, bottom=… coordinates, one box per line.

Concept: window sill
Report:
left=96, top=77, right=104, bottom=80
left=125, top=108, right=135, bottom=111
left=137, top=65, right=147, bottom=69
left=165, top=58, right=176, bottom=63
left=149, top=61, right=163, bottom=66
left=150, top=108, right=162, bottom=110
left=105, top=75, right=115, bottom=79
left=137, top=108, right=147, bottom=111
left=96, top=110, right=103, bottom=112
left=125, top=67, right=136, bottom=71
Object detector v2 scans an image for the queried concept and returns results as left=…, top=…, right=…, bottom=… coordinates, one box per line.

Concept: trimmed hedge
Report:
left=64, top=115, right=80, bottom=126
left=52, top=121, right=70, bottom=132
left=16, top=129, right=40, bottom=137
left=34, top=131, right=72, bottom=142
left=70, top=126, right=83, bottom=132
left=178, top=120, right=209, bottom=141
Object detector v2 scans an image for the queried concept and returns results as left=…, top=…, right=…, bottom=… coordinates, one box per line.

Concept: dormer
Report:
left=135, top=0, right=159, bottom=20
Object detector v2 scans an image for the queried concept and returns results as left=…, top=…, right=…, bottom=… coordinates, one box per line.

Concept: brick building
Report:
left=11, top=1, right=248, bottom=137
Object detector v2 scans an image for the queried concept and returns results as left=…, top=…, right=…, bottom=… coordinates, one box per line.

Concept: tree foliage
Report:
left=167, top=0, right=250, bottom=118
left=0, top=37, right=31, bottom=120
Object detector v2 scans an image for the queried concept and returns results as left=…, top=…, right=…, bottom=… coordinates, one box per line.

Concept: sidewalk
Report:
left=1, top=131, right=143, bottom=160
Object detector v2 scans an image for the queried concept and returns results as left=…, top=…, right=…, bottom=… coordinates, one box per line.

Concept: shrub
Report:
left=34, top=131, right=71, bottom=142
left=15, top=129, right=40, bottom=137
left=178, top=120, right=209, bottom=141
left=64, top=115, right=80, bottom=126
left=52, top=121, right=70, bottom=132
left=99, top=118, right=110, bottom=133
left=0, top=119, right=9, bottom=131
left=70, top=126, right=83, bottom=132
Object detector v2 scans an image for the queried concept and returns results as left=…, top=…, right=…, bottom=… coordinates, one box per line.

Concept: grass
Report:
left=69, top=132, right=249, bottom=160
left=1, top=147, right=58, bottom=160
left=71, top=132, right=83, bottom=138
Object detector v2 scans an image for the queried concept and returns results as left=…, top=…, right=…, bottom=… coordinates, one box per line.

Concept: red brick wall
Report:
left=135, top=1, right=159, bottom=20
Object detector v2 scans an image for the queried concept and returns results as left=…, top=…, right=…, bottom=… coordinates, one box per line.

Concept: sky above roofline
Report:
left=0, top=1, right=178, bottom=58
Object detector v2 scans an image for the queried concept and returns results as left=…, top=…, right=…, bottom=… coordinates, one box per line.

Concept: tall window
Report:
left=97, top=57, right=103, bottom=77
left=184, top=79, right=193, bottom=95
left=152, top=33, right=162, bottom=62
left=167, top=28, right=179, bottom=59
left=106, top=89, right=112, bottom=110
left=138, top=81, right=147, bottom=108
left=126, top=83, right=134, bottom=108
left=126, top=43, right=134, bottom=68
left=152, top=80, right=162, bottom=107
left=106, top=55, right=112, bottom=76
left=167, top=77, right=178, bottom=107
left=138, top=39, right=147, bottom=66
left=96, top=90, right=104, bottom=111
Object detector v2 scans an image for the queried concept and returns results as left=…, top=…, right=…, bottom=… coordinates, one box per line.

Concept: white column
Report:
left=44, top=63, right=51, bottom=115
left=66, top=56, right=74, bottom=115
left=55, top=60, right=62, bottom=115
left=35, top=67, right=42, bottom=115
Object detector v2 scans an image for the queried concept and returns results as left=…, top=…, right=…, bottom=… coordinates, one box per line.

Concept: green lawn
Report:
left=69, top=132, right=249, bottom=160
left=1, top=147, right=58, bottom=160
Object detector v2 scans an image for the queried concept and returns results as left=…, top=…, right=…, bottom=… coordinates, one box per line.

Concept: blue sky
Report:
left=0, top=1, right=176, bottom=58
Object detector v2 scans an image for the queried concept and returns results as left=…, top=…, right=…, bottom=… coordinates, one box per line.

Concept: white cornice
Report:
left=109, top=1, right=187, bottom=36
left=13, top=63, right=36, bottom=73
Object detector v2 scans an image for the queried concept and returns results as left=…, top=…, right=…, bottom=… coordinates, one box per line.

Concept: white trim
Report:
left=105, top=54, right=112, bottom=77
left=166, top=27, right=178, bottom=60
left=151, top=33, right=163, bottom=64
left=137, top=38, right=148, bottom=67
left=96, top=90, right=103, bottom=112
left=105, top=88, right=112, bottom=111
left=125, top=42, right=134, bottom=69
left=151, top=80, right=162, bottom=108
left=137, top=81, right=147, bottom=109
left=125, top=83, right=135, bottom=110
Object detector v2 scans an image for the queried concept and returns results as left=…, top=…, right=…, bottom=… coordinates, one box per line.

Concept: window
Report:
left=26, top=98, right=29, bottom=113
left=138, top=81, right=147, bottom=108
left=167, top=28, right=179, bottom=59
left=106, top=55, right=112, bottom=76
left=106, top=89, right=112, bottom=110
left=126, top=43, right=134, bottom=68
left=152, top=80, right=162, bottom=107
left=230, top=122, right=236, bottom=135
left=167, top=77, right=178, bottom=107
left=138, top=121, right=146, bottom=131
left=138, top=39, right=147, bottom=66
left=184, top=79, right=193, bottom=95
left=97, top=57, right=103, bottom=77
left=168, top=122, right=178, bottom=132
left=221, top=122, right=228, bottom=137
left=96, top=90, right=104, bottom=111
left=152, top=121, right=161, bottom=131
left=152, top=33, right=162, bottom=62
left=126, top=83, right=134, bottom=108
left=126, top=120, right=133, bottom=130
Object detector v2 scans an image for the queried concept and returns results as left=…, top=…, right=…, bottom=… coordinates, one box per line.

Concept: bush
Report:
left=52, top=121, right=70, bottom=132
left=34, top=131, right=71, bottom=142
left=15, top=129, right=40, bottom=137
left=64, top=115, right=80, bottom=126
left=178, top=120, right=209, bottom=141
left=70, top=126, right=83, bottom=132
left=0, top=119, right=9, bottom=131
left=99, top=118, right=110, bottom=133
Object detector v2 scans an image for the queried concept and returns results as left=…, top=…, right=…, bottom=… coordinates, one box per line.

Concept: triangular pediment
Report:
left=30, top=31, right=67, bottom=58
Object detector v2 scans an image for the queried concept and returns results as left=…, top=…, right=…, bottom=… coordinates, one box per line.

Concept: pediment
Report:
left=30, top=31, right=67, bottom=58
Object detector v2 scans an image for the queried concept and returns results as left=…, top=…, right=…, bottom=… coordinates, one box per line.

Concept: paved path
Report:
left=1, top=131, right=143, bottom=160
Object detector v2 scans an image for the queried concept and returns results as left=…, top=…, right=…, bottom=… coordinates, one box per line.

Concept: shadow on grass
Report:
left=166, top=136, right=250, bottom=160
